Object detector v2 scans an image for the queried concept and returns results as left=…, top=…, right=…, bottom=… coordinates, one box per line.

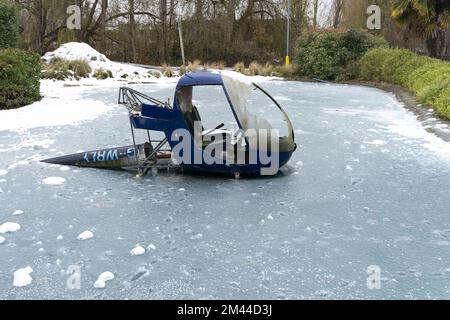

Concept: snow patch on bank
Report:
left=0, top=75, right=181, bottom=133
left=42, top=42, right=160, bottom=81
left=0, top=82, right=113, bottom=132
left=323, top=94, right=450, bottom=162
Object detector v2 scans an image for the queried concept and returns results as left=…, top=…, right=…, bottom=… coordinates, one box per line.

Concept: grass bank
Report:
left=359, top=48, right=450, bottom=120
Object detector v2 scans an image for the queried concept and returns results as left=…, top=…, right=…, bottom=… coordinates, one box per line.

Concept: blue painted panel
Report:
left=141, top=104, right=175, bottom=119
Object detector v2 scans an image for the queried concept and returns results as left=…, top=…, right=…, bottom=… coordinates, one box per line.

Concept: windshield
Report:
left=221, top=71, right=293, bottom=140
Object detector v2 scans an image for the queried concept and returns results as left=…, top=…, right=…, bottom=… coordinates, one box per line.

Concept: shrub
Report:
left=210, top=61, right=225, bottom=70
left=94, top=68, right=113, bottom=80
left=233, top=62, right=246, bottom=74
left=42, top=58, right=72, bottom=80
left=297, top=29, right=387, bottom=81
left=202, top=61, right=226, bottom=71
left=248, top=61, right=262, bottom=76
left=274, top=64, right=296, bottom=78
left=179, top=65, right=187, bottom=76
left=261, top=63, right=274, bottom=76
left=0, top=2, right=18, bottom=49
left=43, top=58, right=91, bottom=80
left=359, top=48, right=450, bottom=120
left=0, top=49, right=41, bottom=109
left=68, top=59, right=91, bottom=78
left=148, top=70, right=161, bottom=78
left=186, top=59, right=202, bottom=72
left=161, top=63, right=174, bottom=77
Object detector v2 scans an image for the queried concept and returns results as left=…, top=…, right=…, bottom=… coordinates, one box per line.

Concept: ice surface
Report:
left=1, top=80, right=450, bottom=299
left=0, top=169, right=7, bottom=176
left=13, top=267, right=33, bottom=287
left=0, top=236, right=5, bottom=244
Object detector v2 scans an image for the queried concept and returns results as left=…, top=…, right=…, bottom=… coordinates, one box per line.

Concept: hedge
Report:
left=297, top=29, right=387, bottom=81
left=0, top=2, right=19, bottom=49
left=359, top=48, right=450, bottom=120
left=0, top=49, right=41, bottom=109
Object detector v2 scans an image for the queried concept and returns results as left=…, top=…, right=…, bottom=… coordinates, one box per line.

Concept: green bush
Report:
left=359, top=48, right=450, bottom=120
left=0, top=49, right=41, bottom=109
left=297, top=29, right=387, bottom=81
left=0, top=2, right=19, bottom=49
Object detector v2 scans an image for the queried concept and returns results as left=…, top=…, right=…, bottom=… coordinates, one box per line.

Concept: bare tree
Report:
left=159, top=0, right=168, bottom=63
left=312, top=0, right=319, bottom=28
left=100, top=0, right=108, bottom=52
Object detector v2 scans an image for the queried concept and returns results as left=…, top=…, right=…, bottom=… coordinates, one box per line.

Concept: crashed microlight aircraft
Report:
left=43, top=70, right=297, bottom=177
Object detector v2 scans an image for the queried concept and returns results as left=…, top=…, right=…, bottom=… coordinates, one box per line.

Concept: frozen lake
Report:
left=1, top=79, right=450, bottom=299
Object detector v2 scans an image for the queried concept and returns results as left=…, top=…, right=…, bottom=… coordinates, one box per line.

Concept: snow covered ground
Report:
left=42, top=42, right=161, bottom=81
left=1, top=76, right=450, bottom=299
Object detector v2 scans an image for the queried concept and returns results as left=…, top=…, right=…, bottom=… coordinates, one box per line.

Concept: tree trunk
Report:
left=100, top=0, right=108, bottom=52
left=34, top=0, right=43, bottom=53
left=333, top=0, right=343, bottom=29
left=33, top=0, right=47, bottom=54
left=159, top=0, right=168, bottom=63
left=426, top=1, right=449, bottom=60
left=76, top=0, right=84, bottom=42
left=313, top=0, right=319, bottom=29
left=195, top=0, right=203, bottom=20
left=225, top=0, right=236, bottom=45
left=129, top=0, right=137, bottom=63
left=427, top=29, right=448, bottom=60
